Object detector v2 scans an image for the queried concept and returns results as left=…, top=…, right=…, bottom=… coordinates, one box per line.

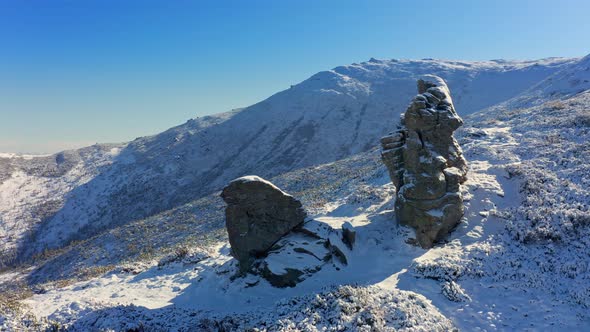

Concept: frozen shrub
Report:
left=158, top=246, right=210, bottom=267
left=441, top=281, right=471, bottom=302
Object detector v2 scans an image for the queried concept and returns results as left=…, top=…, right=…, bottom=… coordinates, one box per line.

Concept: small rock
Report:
left=341, top=222, right=356, bottom=249
left=328, top=231, right=350, bottom=266
left=441, top=281, right=471, bottom=302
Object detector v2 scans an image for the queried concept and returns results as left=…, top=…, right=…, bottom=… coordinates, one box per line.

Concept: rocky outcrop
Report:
left=381, top=75, right=467, bottom=248
left=255, top=219, right=350, bottom=287
left=221, top=176, right=353, bottom=286
left=220, top=176, right=307, bottom=273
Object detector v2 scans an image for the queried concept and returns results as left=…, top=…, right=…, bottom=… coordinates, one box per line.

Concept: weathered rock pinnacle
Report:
left=381, top=75, right=468, bottom=248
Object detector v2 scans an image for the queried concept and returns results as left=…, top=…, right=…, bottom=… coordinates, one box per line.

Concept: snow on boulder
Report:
left=381, top=75, right=468, bottom=248
left=254, top=219, right=350, bottom=287
left=257, top=231, right=332, bottom=287
left=220, top=175, right=307, bottom=273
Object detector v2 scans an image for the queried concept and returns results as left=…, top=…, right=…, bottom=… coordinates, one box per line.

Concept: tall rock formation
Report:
left=381, top=75, right=468, bottom=248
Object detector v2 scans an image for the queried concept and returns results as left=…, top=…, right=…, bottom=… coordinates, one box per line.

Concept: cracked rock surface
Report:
left=381, top=75, right=468, bottom=248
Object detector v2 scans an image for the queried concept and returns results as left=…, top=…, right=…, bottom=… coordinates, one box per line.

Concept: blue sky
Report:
left=1, top=0, right=589, bottom=153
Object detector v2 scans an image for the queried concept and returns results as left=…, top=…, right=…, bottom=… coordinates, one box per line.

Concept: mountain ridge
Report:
left=2, top=54, right=590, bottom=331
left=0, top=55, right=584, bottom=264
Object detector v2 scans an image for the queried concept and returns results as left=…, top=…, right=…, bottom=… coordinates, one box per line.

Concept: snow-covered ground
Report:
left=0, top=56, right=576, bottom=263
left=1, top=55, right=590, bottom=330
left=5, top=92, right=588, bottom=330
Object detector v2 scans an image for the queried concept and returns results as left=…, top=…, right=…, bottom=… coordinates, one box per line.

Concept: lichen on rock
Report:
left=381, top=75, right=468, bottom=248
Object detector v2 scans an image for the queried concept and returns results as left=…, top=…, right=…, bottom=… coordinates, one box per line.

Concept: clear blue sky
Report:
left=1, top=0, right=589, bottom=153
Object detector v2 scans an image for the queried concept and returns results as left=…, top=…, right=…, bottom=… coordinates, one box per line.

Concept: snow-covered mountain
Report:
left=0, top=57, right=576, bottom=263
left=491, top=54, right=590, bottom=109
left=1, top=54, right=590, bottom=331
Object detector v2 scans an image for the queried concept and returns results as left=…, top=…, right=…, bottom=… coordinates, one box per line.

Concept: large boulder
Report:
left=220, top=176, right=307, bottom=273
left=381, top=75, right=468, bottom=248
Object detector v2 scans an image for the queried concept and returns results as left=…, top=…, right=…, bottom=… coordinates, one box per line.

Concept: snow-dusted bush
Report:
left=344, top=184, right=392, bottom=208
left=441, top=281, right=471, bottom=302
left=157, top=246, right=211, bottom=267
left=53, top=286, right=455, bottom=331
left=0, top=297, right=53, bottom=331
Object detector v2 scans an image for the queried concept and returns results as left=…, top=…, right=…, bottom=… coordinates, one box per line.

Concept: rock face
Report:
left=381, top=75, right=468, bottom=248
left=220, top=176, right=307, bottom=273
left=221, top=176, right=353, bottom=287
left=341, top=222, right=356, bottom=249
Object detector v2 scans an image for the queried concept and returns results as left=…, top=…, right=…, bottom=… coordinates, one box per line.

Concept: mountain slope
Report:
left=505, top=54, right=590, bottom=108
left=0, top=57, right=577, bottom=263
left=1, top=54, right=590, bottom=330
left=7, top=89, right=590, bottom=331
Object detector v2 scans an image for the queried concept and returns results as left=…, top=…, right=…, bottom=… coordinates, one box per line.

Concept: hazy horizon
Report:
left=2, top=0, right=589, bottom=154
